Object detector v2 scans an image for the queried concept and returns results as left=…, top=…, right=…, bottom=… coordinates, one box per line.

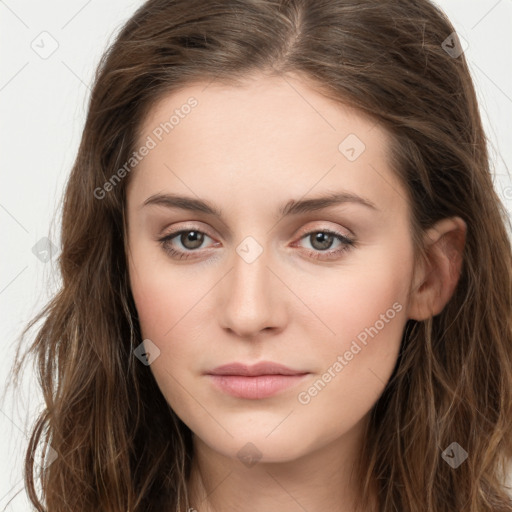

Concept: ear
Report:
left=407, top=217, right=467, bottom=321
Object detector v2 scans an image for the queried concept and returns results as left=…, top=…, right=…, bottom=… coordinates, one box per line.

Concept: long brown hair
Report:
left=5, top=0, right=512, bottom=510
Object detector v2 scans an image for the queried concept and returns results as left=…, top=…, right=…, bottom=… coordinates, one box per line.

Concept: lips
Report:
left=205, top=361, right=310, bottom=399
left=206, top=361, right=308, bottom=377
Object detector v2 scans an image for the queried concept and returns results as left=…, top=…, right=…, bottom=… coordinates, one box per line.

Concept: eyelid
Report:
left=158, top=222, right=217, bottom=240
left=294, top=221, right=354, bottom=240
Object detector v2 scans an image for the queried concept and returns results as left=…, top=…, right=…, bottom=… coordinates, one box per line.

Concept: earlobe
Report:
left=407, top=217, right=467, bottom=321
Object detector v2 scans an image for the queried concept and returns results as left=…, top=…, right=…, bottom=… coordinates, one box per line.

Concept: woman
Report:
left=7, top=0, right=512, bottom=511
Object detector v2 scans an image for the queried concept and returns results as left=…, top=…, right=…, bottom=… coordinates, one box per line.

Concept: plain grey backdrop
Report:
left=1, top=0, right=511, bottom=509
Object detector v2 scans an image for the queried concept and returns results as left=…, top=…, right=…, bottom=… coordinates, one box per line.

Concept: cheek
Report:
left=291, top=246, right=413, bottom=435
left=128, top=241, right=204, bottom=341
left=292, top=239, right=413, bottom=350
left=128, top=255, right=210, bottom=419
left=127, top=246, right=219, bottom=387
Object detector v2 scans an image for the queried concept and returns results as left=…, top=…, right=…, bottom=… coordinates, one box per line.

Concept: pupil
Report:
left=182, top=231, right=204, bottom=249
left=312, top=232, right=333, bottom=250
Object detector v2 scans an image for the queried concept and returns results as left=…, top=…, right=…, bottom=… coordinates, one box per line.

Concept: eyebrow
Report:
left=141, top=191, right=378, bottom=217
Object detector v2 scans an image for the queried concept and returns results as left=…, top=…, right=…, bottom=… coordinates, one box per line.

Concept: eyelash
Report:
left=158, top=226, right=356, bottom=261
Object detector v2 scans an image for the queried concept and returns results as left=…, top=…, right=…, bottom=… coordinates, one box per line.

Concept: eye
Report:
left=158, top=227, right=356, bottom=261
left=294, top=229, right=356, bottom=260
left=158, top=228, right=216, bottom=260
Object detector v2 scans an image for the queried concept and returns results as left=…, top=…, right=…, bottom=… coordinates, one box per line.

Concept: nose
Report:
left=218, top=243, right=286, bottom=339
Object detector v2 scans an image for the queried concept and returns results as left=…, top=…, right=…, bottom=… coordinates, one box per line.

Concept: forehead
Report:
left=129, top=74, right=407, bottom=215
left=138, top=73, right=386, bottom=151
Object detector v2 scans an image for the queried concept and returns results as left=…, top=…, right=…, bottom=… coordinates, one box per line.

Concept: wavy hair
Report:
left=5, top=0, right=512, bottom=510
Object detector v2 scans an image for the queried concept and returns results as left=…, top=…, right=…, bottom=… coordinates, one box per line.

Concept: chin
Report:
left=194, top=427, right=318, bottom=466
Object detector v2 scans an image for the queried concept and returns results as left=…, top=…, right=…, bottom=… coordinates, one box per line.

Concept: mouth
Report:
left=206, top=374, right=309, bottom=399
left=205, top=361, right=310, bottom=399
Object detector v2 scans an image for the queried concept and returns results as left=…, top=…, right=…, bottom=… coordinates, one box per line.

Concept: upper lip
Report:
left=206, top=361, right=308, bottom=377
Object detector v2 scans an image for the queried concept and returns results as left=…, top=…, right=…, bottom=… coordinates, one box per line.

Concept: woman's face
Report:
left=125, top=73, right=416, bottom=463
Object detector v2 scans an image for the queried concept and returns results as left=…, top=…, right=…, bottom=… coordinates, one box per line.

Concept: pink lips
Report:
left=205, top=361, right=309, bottom=399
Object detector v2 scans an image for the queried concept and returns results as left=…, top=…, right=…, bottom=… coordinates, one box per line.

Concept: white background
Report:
left=1, top=1, right=511, bottom=509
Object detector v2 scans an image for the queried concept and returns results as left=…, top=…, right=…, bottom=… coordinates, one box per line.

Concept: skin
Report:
left=125, top=72, right=466, bottom=512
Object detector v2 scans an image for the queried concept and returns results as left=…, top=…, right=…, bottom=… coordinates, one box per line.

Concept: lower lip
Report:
left=207, top=374, right=309, bottom=399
